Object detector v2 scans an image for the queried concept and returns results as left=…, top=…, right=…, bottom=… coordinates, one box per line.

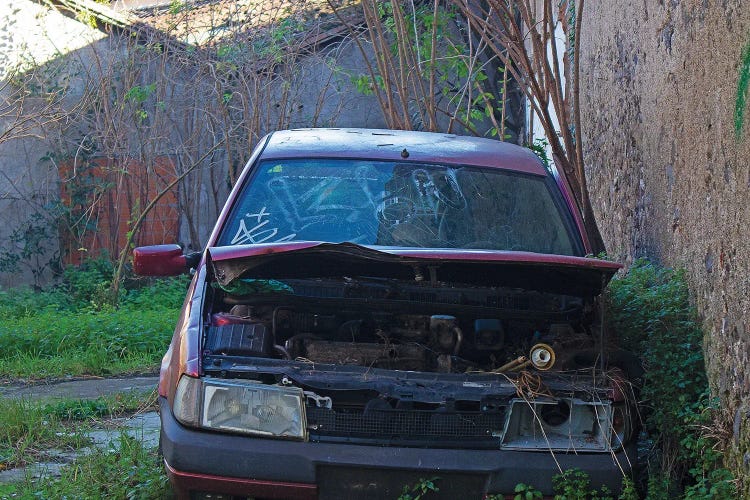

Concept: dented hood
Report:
left=207, top=242, right=622, bottom=296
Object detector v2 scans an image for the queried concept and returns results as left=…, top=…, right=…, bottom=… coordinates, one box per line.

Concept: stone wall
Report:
left=580, top=0, right=750, bottom=486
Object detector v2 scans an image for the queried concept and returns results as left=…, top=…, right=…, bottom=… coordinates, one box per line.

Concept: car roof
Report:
left=261, top=128, right=548, bottom=176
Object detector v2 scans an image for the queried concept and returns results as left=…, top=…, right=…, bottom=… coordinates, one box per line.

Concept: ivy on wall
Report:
left=734, top=40, right=750, bottom=139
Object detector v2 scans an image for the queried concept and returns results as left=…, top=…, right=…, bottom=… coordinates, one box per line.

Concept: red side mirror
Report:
left=133, top=244, right=198, bottom=276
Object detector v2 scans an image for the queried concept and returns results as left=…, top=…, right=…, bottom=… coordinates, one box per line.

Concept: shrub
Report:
left=606, top=260, right=735, bottom=498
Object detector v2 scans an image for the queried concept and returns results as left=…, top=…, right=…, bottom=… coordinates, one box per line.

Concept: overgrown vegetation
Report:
left=549, top=469, right=637, bottom=500
left=0, top=259, right=186, bottom=380
left=343, top=0, right=514, bottom=138
left=42, top=390, right=156, bottom=421
left=397, top=472, right=636, bottom=499
left=2, top=0, right=356, bottom=297
left=8, top=434, right=170, bottom=500
left=0, top=392, right=167, bottom=500
left=607, top=260, right=735, bottom=499
left=398, top=476, right=439, bottom=500
left=0, top=389, right=154, bottom=470
left=493, top=261, right=736, bottom=499
left=1, top=398, right=88, bottom=471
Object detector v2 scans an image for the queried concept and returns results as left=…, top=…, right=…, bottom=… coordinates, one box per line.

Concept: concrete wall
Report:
left=0, top=1, right=107, bottom=287
left=580, top=0, right=750, bottom=484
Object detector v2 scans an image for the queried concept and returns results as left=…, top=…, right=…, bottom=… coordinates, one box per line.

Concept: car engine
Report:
left=203, top=277, right=598, bottom=375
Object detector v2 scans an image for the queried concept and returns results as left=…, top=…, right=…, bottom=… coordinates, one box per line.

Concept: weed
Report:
left=0, top=265, right=187, bottom=379
left=350, top=1, right=504, bottom=136
left=120, top=276, right=187, bottom=310
left=0, top=484, right=16, bottom=497
left=0, top=211, right=59, bottom=287
left=59, top=255, right=116, bottom=309
left=0, top=308, right=177, bottom=360
left=552, top=468, right=614, bottom=500
left=513, top=262, right=737, bottom=498
left=398, top=476, right=439, bottom=500
left=13, top=433, right=171, bottom=499
left=0, top=398, right=91, bottom=469
left=0, top=350, right=160, bottom=381
left=528, top=137, right=552, bottom=172
left=42, top=390, right=155, bottom=420
left=511, top=482, right=543, bottom=500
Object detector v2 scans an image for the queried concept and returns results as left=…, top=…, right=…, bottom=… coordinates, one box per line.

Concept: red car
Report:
left=135, top=129, right=639, bottom=499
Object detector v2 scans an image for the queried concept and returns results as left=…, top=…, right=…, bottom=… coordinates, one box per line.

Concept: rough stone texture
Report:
left=580, top=0, right=750, bottom=489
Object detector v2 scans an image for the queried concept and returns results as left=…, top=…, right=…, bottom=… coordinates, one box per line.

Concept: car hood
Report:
left=207, top=242, right=621, bottom=296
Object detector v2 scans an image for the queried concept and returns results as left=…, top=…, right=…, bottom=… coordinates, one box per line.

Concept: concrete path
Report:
left=0, top=375, right=160, bottom=400
left=0, top=376, right=162, bottom=484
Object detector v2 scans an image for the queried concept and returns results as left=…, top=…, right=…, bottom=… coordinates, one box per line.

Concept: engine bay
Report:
left=202, top=276, right=603, bottom=375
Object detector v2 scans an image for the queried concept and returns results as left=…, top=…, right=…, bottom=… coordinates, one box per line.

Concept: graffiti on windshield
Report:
left=229, top=206, right=296, bottom=245
left=228, top=164, right=474, bottom=246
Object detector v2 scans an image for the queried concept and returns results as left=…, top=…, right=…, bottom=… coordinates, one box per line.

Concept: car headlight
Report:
left=172, top=376, right=307, bottom=440
left=501, top=398, right=613, bottom=452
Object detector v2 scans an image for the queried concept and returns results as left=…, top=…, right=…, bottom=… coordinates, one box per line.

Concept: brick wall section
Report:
left=59, top=157, right=179, bottom=265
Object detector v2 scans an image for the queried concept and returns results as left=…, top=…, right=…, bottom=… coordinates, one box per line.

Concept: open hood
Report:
left=207, top=242, right=621, bottom=296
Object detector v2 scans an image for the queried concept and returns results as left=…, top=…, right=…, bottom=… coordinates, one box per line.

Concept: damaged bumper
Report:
left=160, top=397, right=636, bottom=499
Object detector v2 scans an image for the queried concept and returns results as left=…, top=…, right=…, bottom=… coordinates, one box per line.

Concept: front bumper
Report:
left=160, top=396, right=636, bottom=499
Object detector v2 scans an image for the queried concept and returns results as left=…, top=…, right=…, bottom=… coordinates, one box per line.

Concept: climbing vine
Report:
left=734, top=40, right=750, bottom=139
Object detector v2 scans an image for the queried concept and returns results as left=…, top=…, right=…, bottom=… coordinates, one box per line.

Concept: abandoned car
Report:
left=134, top=128, right=640, bottom=499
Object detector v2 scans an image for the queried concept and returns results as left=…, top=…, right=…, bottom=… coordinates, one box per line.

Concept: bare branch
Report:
left=451, top=0, right=603, bottom=251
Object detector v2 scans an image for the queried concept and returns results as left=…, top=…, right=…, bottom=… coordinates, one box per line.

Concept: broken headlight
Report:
left=501, top=398, right=614, bottom=452
left=172, top=376, right=307, bottom=440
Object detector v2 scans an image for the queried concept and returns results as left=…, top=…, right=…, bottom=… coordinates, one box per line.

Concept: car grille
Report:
left=307, top=406, right=506, bottom=448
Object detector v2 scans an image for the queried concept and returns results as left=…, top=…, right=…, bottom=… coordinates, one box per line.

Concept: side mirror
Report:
left=133, top=244, right=201, bottom=276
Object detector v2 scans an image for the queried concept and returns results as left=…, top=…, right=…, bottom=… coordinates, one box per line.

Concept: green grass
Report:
left=1, top=398, right=92, bottom=470
left=0, top=273, right=187, bottom=381
left=606, top=260, right=735, bottom=499
left=0, top=264, right=181, bottom=496
left=0, top=350, right=160, bottom=381
left=0, top=391, right=165, bottom=499
left=0, top=308, right=176, bottom=381
left=41, top=389, right=157, bottom=420
left=10, top=433, right=171, bottom=500
left=0, top=391, right=155, bottom=469
left=0, top=484, right=16, bottom=497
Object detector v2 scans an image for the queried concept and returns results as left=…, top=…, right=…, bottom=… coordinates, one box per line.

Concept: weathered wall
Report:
left=0, top=1, right=108, bottom=288
left=580, top=0, right=750, bottom=485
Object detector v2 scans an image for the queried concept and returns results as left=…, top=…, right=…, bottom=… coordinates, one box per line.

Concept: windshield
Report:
left=217, top=159, right=583, bottom=255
